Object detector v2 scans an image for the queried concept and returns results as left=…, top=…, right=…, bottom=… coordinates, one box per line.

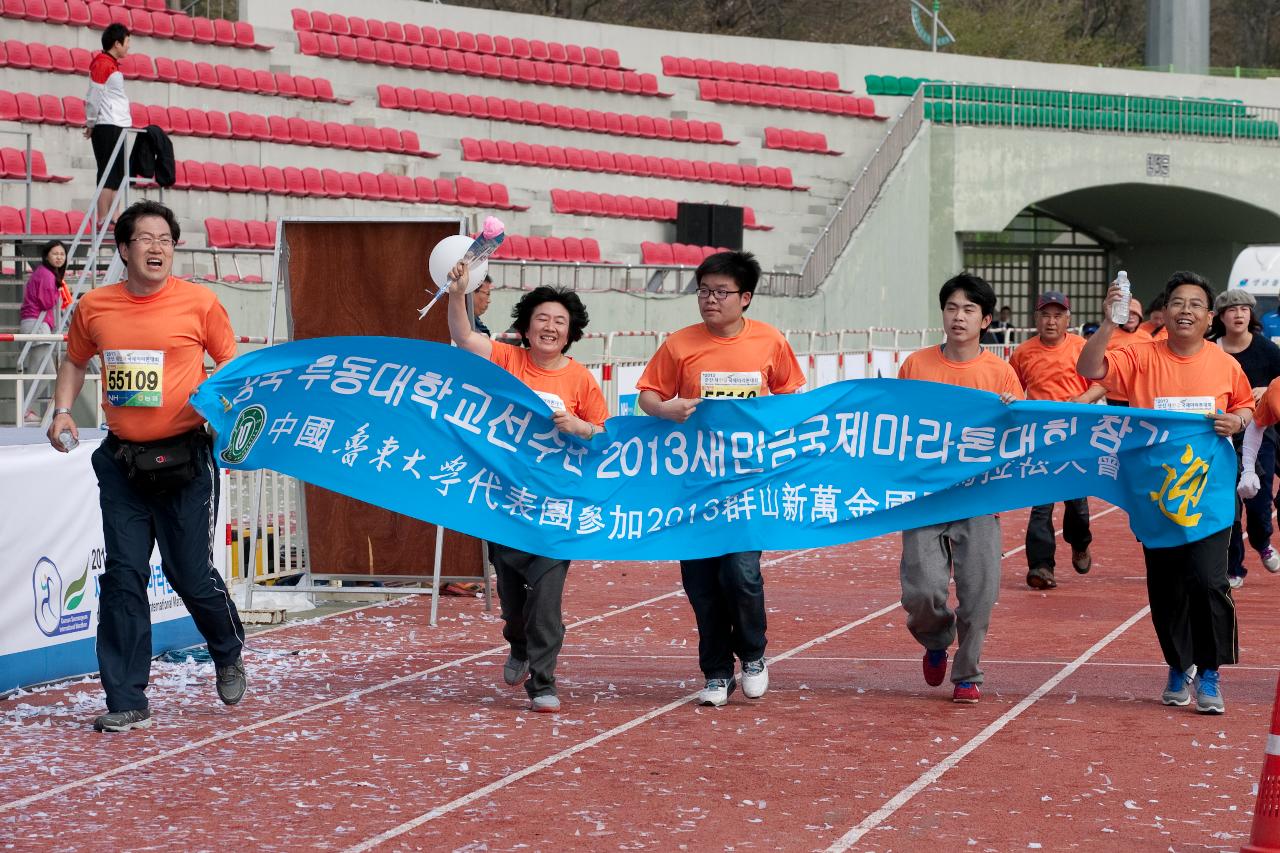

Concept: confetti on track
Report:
left=3, top=505, right=1276, bottom=851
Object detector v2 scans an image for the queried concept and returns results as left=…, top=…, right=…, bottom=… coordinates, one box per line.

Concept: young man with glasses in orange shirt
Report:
left=637, top=251, right=805, bottom=707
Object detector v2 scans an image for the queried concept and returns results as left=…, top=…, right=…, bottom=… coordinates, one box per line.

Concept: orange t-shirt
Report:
left=67, top=277, right=237, bottom=442
left=898, top=345, right=1025, bottom=398
left=1252, top=376, right=1280, bottom=427
left=1101, top=340, right=1254, bottom=414
left=636, top=318, right=805, bottom=400
left=1008, top=334, right=1094, bottom=401
left=490, top=342, right=609, bottom=426
left=1106, top=326, right=1154, bottom=351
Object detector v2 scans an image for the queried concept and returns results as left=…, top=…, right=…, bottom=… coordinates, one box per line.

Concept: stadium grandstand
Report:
left=4, top=0, right=1280, bottom=368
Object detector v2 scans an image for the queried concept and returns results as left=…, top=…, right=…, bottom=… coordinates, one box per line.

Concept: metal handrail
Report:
left=798, top=89, right=927, bottom=297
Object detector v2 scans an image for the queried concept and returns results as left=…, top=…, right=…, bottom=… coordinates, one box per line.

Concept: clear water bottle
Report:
left=1110, top=271, right=1131, bottom=325
left=58, top=429, right=78, bottom=451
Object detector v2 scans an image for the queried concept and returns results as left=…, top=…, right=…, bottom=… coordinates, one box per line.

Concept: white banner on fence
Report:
left=0, top=436, right=227, bottom=693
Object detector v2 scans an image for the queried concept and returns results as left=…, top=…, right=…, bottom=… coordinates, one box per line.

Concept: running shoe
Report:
left=741, top=658, right=768, bottom=699
left=1161, top=665, right=1197, bottom=706
left=952, top=682, right=981, bottom=704
left=1228, top=575, right=1244, bottom=590
left=1026, top=566, right=1057, bottom=589
left=1262, top=546, right=1280, bottom=573
left=94, top=707, right=152, bottom=732
left=216, top=656, right=247, bottom=706
left=697, top=678, right=735, bottom=707
left=531, top=694, right=561, bottom=713
left=503, top=654, right=529, bottom=686
left=923, top=649, right=948, bottom=686
left=1194, top=669, right=1224, bottom=714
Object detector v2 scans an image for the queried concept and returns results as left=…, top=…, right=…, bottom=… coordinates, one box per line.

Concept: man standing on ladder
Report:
left=85, top=22, right=131, bottom=226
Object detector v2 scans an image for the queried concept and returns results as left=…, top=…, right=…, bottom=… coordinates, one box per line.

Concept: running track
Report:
left=2, top=504, right=1277, bottom=851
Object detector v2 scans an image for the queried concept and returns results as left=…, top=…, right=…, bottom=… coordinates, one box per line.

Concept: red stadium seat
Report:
left=202, top=162, right=228, bottom=191
left=434, top=177, right=457, bottom=204
left=204, top=218, right=231, bottom=248
left=246, top=220, right=273, bottom=248
left=243, top=165, right=267, bottom=193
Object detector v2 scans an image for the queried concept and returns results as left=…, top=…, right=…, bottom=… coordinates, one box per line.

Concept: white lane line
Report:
left=344, top=600, right=904, bottom=853
left=823, top=604, right=1151, bottom=853
left=1, top=547, right=826, bottom=813
left=1000, top=504, right=1119, bottom=559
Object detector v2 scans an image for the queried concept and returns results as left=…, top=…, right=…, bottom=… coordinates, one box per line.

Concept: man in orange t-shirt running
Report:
left=1008, top=291, right=1105, bottom=590
left=46, top=200, right=245, bottom=732
left=1079, top=271, right=1253, bottom=715
left=897, top=273, right=1024, bottom=705
left=637, top=251, right=805, bottom=708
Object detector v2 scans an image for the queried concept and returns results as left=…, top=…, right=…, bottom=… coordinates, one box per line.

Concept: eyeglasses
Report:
left=129, top=235, right=175, bottom=249
left=1167, top=299, right=1208, bottom=312
left=696, top=287, right=743, bottom=301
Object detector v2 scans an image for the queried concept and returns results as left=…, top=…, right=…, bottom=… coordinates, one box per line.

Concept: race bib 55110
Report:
left=700, top=371, right=762, bottom=399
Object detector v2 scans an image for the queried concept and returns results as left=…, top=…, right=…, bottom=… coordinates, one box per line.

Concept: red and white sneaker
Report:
left=952, top=682, right=981, bottom=704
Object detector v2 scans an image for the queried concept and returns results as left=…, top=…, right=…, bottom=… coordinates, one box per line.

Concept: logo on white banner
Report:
left=31, top=557, right=92, bottom=638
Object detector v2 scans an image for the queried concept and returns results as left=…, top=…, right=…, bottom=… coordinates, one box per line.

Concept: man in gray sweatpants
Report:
left=900, top=517, right=1002, bottom=701
left=896, top=273, right=1024, bottom=704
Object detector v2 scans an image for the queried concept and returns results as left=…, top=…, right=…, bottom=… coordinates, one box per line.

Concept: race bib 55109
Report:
left=104, top=349, right=163, bottom=407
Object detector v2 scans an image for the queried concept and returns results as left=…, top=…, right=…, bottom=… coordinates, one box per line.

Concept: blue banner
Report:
left=192, top=337, right=1237, bottom=559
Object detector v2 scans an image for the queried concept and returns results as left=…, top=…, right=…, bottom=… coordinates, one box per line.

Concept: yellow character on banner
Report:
left=1149, top=444, right=1209, bottom=528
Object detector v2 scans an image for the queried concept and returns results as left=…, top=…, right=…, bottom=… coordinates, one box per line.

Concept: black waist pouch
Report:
left=115, top=430, right=206, bottom=494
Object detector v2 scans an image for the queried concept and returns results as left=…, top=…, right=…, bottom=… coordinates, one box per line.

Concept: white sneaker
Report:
left=741, top=657, right=768, bottom=699
left=1262, top=546, right=1280, bottom=573
left=697, top=677, right=735, bottom=707
left=1228, top=575, right=1244, bottom=590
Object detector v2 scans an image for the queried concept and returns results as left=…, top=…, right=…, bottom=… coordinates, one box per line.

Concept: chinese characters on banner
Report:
left=192, top=337, right=1237, bottom=561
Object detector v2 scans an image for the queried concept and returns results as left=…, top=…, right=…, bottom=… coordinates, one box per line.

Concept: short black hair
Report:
left=695, top=250, right=761, bottom=301
left=1146, top=292, right=1167, bottom=313
left=1163, top=270, right=1213, bottom=308
left=938, top=272, right=997, bottom=318
left=115, top=200, right=180, bottom=263
left=102, top=23, right=129, bottom=52
left=510, top=286, right=589, bottom=353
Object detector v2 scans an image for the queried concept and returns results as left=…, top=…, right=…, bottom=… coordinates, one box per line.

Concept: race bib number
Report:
left=1154, top=396, right=1215, bottom=415
left=700, top=371, right=762, bottom=399
left=534, top=390, right=566, bottom=413
left=104, top=349, right=163, bottom=407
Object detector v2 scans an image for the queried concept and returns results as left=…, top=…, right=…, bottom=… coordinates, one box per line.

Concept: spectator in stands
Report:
left=1008, top=291, right=1105, bottom=591
left=1141, top=293, right=1168, bottom=341
left=637, top=251, right=805, bottom=708
left=897, top=273, right=1024, bottom=705
left=472, top=274, right=493, bottom=337
left=1078, top=271, right=1251, bottom=715
left=46, top=200, right=247, bottom=732
left=446, top=264, right=608, bottom=714
left=85, top=23, right=132, bottom=227
left=1207, top=288, right=1280, bottom=589
left=20, top=239, right=70, bottom=424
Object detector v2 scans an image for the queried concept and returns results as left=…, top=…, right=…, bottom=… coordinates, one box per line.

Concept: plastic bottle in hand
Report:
left=58, top=429, right=78, bottom=451
left=1110, top=271, right=1131, bottom=325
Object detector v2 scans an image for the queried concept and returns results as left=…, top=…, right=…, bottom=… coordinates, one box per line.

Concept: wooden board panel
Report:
left=283, top=219, right=483, bottom=578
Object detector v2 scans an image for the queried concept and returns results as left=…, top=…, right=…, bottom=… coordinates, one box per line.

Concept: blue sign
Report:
left=192, top=337, right=1237, bottom=560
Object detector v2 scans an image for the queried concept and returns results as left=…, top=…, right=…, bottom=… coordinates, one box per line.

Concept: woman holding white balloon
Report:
left=446, top=256, right=608, bottom=713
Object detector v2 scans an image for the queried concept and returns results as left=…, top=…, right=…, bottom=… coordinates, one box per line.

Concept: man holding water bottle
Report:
left=45, top=200, right=247, bottom=732
left=1078, top=270, right=1252, bottom=715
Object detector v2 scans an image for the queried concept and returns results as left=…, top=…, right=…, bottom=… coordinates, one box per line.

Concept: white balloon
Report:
left=428, top=234, right=489, bottom=294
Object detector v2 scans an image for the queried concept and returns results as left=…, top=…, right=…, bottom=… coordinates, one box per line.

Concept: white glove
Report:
left=1238, top=470, right=1261, bottom=499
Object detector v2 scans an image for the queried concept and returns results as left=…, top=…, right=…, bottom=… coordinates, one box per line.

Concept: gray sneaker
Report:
left=94, top=707, right=152, bottom=732
left=530, top=694, right=561, bottom=713
left=503, top=654, right=529, bottom=686
left=216, top=656, right=247, bottom=706
left=1194, top=669, right=1225, bottom=715
left=1160, top=665, right=1197, bottom=706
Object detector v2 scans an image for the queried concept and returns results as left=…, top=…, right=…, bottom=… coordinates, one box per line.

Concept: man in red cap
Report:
left=1009, top=292, right=1106, bottom=589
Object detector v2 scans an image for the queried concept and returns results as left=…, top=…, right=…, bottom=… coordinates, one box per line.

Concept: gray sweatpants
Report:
left=899, top=514, right=1002, bottom=685
left=490, top=543, right=569, bottom=699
